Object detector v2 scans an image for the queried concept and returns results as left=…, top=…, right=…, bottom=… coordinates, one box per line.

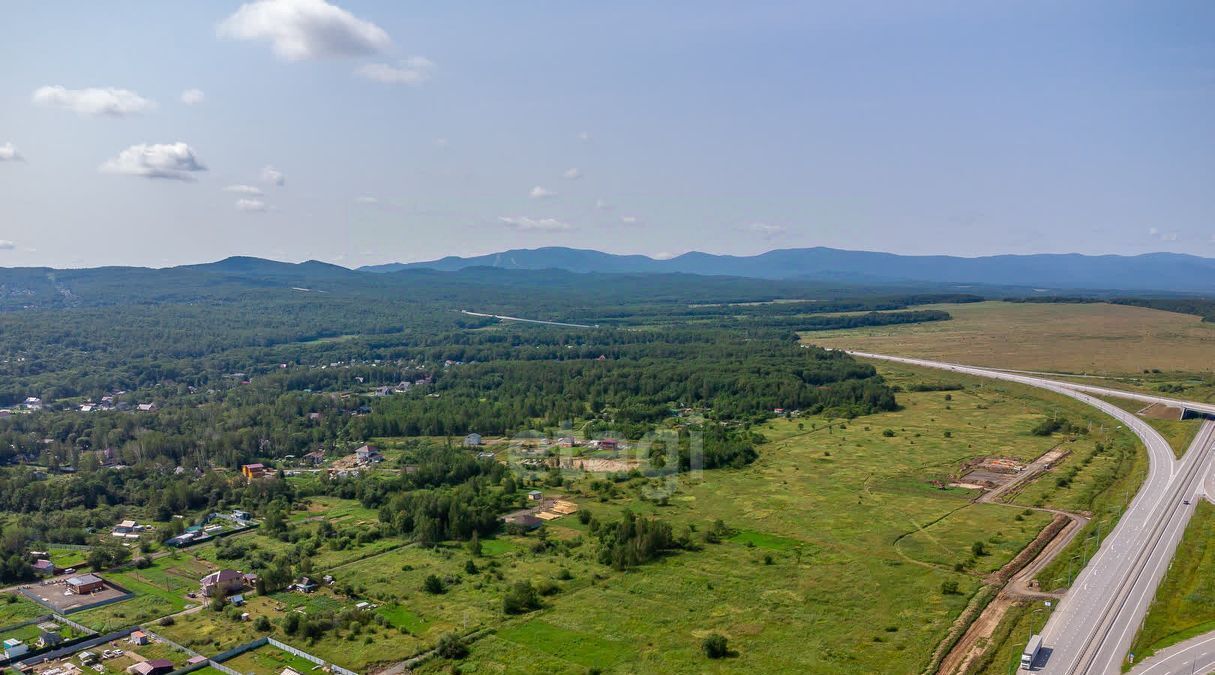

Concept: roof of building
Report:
left=200, top=569, right=243, bottom=585
left=67, top=574, right=103, bottom=586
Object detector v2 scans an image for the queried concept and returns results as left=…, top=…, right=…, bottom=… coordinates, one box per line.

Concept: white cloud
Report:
left=0, top=142, right=22, bottom=162
left=499, top=216, right=573, bottom=232
left=355, top=195, right=378, bottom=204
left=620, top=215, right=638, bottom=225
left=653, top=251, right=675, bottom=260
left=0, top=240, right=15, bottom=250
left=594, top=198, right=612, bottom=210
left=100, top=142, right=207, bottom=180
left=562, top=168, right=582, bottom=180
left=355, top=57, right=435, bottom=85
left=529, top=185, right=555, bottom=199
left=433, top=137, right=449, bottom=148
left=217, top=0, right=391, bottom=61
left=577, top=131, right=591, bottom=142
left=1147, top=226, right=1179, bottom=242
left=746, top=222, right=787, bottom=238
left=180, top=88, right=206, bottom=105
left=32, top=85, right=155, bottom=117
left=224, top=184, right=263, bottom=195
left=236, top=198, right=268, bottom=212
left=260, top=165, right=285, bottom=186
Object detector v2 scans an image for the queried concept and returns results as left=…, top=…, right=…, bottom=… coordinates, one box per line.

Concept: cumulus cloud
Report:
left=0, top=142, right=23, bottom=162
left=100, top=142, right=207, bottom=180
left=355, top=57, right=435, bottom=85
left=235, top=198, right=267, bottom=212
left=577, top=131, right=591, bottom=142
left=529, top=185, right=555, bottom=199
left=433, top=137, right=449, bottom=148
left=594, top=198, right=612, bottom=211
left=653, top=251, right=675, bottom=260
left=224, top=184, right=263, bottom=195
left=260, top=165, right=285, bottom=186
left=562, top=168, right=581, bottom=180
left=620, top=215, right=639, bottom=225
left=0, top=240, right=15, bottom=250
left=218, top=0, right=391, bottom=61
left=32, top=85, right=155, bottom=117
left=180, top=88, right=206, bottom=105
left=355, top=195, right=378, bottom=204
left=746, top=222, right=787, bottom=238
left=499, top=216, right=573, bottom=232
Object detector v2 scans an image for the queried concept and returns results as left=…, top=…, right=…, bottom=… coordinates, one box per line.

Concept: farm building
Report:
left=65, top=574, right=106, bottom=594
left=32, top=558, right=57, bottom=576
left=3, top=638, right=27, bottom=659
left=127, top=659, right=173, bottom=675
left=464, top=433, right=483, bottom=447
left=128, top=630, right=148, bottom=646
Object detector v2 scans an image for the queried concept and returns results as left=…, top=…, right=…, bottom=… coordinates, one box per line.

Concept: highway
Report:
left=844, top=352, right=1215, bottom=674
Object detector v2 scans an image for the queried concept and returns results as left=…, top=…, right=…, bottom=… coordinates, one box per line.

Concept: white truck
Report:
left=1021, top=634, right=1043, bottom=670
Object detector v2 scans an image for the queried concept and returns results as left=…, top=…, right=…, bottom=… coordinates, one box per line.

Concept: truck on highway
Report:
left=1021, top=634, right=1042, bottom=670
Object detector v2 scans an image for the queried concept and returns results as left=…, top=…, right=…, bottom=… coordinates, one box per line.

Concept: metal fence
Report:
left=268, top=637, right=358, bottom=675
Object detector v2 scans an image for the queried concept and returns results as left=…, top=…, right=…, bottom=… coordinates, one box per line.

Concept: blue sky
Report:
left=0, top=0, right=1212, bottom=268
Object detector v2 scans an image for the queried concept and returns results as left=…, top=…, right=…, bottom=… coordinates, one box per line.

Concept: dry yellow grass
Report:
left=801, top=301, right=1215, bottom=375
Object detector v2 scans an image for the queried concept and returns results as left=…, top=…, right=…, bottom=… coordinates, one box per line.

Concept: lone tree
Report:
left=702, top=633, right=730, bottom=659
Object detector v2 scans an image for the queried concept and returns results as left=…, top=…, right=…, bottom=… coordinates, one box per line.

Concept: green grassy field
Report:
left=405, top=364, right=1141, bottom=674
left=220, top=645, right=318, bottom=675
left=0, top=594, right=49, bottom=626
left=1126, top=501, right=1215, bottom=667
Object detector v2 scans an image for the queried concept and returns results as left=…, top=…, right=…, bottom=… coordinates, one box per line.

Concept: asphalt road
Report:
left=844, top=351, right=1213, bottom=674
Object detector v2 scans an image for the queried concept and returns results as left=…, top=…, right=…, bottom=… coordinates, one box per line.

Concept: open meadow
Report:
left=412, top=364, right=1143, bottom=674
left=800, top=301, right=1215, bottom=375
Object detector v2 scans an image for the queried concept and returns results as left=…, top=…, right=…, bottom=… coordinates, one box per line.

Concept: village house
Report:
left=354, top=445, right=382, bottom=464
left=291, top=576, right=318, bottom=593
left=527, top=490, right=543, bottom=501
left=37, top=626, right=62, bottom=648
left=111, top=519, right=142, bottom=538
left=199, top=569, right=247, bottom=598
left=128, top=630, right=149, bottom=646
left=32, top=559, right=56, bottom=576
left=241, top=463, right=270, bottom=480
left=302, top=450, right=326, bottom=466
left=463, top=432, right=483, bottom=447
left=136, top=403, right=157, bottom=412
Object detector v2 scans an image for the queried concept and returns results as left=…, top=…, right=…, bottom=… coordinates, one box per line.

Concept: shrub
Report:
left=423, top=574, right=446, bottom=595
left=702, top=633, right=729, bottom=659
left=503, top=580, right=541, bottom=614
left=941, top=580, right=959, bottom=595
left=435, top=632, right=468, bottom=660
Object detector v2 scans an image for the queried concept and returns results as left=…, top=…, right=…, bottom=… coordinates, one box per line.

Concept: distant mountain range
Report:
left=360, top=247, right=1215, bottom=293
